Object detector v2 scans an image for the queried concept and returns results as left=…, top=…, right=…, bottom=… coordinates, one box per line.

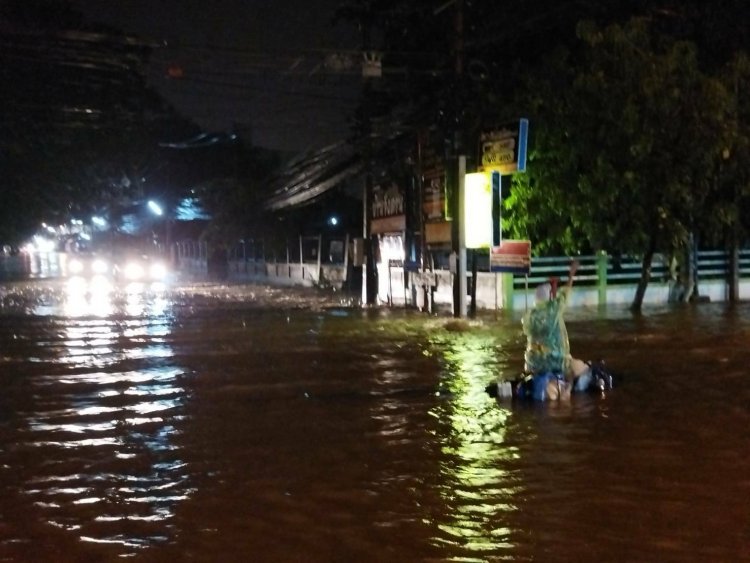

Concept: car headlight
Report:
left=149, top=262, right=168, bottom=280
left=68, top=258, right=84, bottom=275
left=91, top=258, right=109, bottom=275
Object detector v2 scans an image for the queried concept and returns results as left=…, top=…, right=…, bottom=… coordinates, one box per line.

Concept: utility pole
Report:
left=450, top=0, right=467, bottom=318
left=361, top=5, right=379, bottom=306
left=450, top=155, right=467, bottom=317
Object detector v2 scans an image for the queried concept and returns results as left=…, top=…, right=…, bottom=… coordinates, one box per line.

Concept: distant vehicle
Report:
left=65, top=249, right=169, bottom=284
left=65, top=252, right=110, bottom=278
left=112, top=253, right=169, bottom=283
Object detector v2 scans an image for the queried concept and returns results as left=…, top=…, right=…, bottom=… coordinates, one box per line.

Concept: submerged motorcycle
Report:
left=486, top=359, right=615, bottom=402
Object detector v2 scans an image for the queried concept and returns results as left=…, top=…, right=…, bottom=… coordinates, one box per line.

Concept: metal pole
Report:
left=343, top=232, right=350, bottom=284
left=317, top=234, right=322, bottom=284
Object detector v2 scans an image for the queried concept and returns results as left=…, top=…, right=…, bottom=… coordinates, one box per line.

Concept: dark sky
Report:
left=70, top=0, right=362, bottom=153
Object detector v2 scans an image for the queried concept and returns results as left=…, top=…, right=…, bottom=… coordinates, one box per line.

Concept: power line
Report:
left=159, top=74, right=360, bottom=103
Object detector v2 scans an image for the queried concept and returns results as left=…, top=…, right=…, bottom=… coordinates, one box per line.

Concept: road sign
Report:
left=490, top=240, right=531, bottom=274
left=479, top=119, right=529, bottom=174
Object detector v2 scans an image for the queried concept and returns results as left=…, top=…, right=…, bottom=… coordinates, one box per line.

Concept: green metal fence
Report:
left=514, top=251, right=750, bottom=287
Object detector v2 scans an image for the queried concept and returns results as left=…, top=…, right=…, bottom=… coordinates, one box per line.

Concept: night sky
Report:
left=70, top=0, right=362, bottom=152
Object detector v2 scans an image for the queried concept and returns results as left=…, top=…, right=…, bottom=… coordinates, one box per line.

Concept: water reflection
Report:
left=64, top=275, right=114, bottom=318
left=4, top=293, right=749, bottom=561
left=15, top=279, right=191, bottom=554
left=429, top=329, right=523, bottom=560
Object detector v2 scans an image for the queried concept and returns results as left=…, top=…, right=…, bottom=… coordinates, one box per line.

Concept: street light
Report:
left=147, top=199, right=173, bottom=264
left=148, top=200, right=163, bottom=216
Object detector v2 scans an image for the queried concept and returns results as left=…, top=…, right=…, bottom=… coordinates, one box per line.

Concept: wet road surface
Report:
left=1, top=279, right=749, bottom=562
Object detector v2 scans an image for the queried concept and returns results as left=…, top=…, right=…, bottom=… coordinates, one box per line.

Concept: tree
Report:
left=707, top=52, right=750, bottom=301
left=503, top=18, right=732, bottom=310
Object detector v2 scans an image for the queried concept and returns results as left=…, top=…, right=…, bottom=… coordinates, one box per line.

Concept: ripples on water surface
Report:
left=0, top=281, right=749, bottom=562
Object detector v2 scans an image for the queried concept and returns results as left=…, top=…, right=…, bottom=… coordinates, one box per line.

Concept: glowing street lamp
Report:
left=148, top=200, right=163, bottom=216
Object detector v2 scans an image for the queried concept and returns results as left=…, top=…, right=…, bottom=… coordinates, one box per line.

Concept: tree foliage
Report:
left=502, top=18, right=734, bottom=308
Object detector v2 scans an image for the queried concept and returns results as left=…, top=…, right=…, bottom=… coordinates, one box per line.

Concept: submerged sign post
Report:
left=490, top=240, right=531, bottom=274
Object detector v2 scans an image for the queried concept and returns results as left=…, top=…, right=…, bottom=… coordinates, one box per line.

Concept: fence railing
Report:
left=512, top=250, right=750, bottom=288
left=177, top=244, right=750, bottom=309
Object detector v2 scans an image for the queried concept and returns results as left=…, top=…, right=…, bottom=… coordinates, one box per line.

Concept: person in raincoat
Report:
left=521, top=260, right=583, bottom=400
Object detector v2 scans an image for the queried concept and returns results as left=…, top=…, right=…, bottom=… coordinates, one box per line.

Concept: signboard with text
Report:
left=479, top=119, right=529, bottom=174
left=418, top=129, right=451, bottom=244
left=490, top=240, right=531, bottom=274
left=370, top=181, right=406, bottom=234
left=421, top=136, right=447, bottom=222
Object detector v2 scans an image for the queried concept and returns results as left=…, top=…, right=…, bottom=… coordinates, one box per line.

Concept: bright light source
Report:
left=89, top=274, right=112, bottom=293
left=464, top=172, right=492, bottom=249
left=68, top=258, right=84, bottom=274
left=148, top=200, right=163, bottom=216
left=124, top=261, right=145, bottom=280
left=91, top=216, right=107, bottom=228
left=92, top=259, right=109, bottom=275
left=33, top=236, right=56, bottom=253
left=66, top=276, right=87, bottom=295
left=149, top=262, right=168, bottom=280
left=379, top=234, right=405, bottom=263
left=328, top=216, right=339, bottom=226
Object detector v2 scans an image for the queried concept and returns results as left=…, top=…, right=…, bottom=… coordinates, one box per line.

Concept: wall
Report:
left=203, top=249, right=750, bottom=311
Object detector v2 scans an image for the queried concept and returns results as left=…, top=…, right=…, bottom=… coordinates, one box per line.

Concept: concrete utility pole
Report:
left=450, top=0, right=467, bottom=318
left=454, top=156, right=467, bottom=317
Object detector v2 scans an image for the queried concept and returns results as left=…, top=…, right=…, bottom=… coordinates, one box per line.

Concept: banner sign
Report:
left=418, top=129, right=451, bottom=245
left=421, top=141, right=447, bottom=222
left=479, top=119, right=529, bottom=174
left=371, top=181, right=406, bottom=234
left=490, top=239, right=531, bottom=274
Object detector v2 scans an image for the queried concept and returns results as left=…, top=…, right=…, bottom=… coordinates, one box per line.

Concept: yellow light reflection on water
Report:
left=428, top=329, right=523, bottom=558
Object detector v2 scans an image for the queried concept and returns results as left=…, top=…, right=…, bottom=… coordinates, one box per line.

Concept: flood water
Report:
left=1, top=279, right=749, bottom=562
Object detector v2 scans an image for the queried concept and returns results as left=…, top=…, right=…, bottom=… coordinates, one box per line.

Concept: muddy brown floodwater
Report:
left=0, top=279, right=749, bottom=562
